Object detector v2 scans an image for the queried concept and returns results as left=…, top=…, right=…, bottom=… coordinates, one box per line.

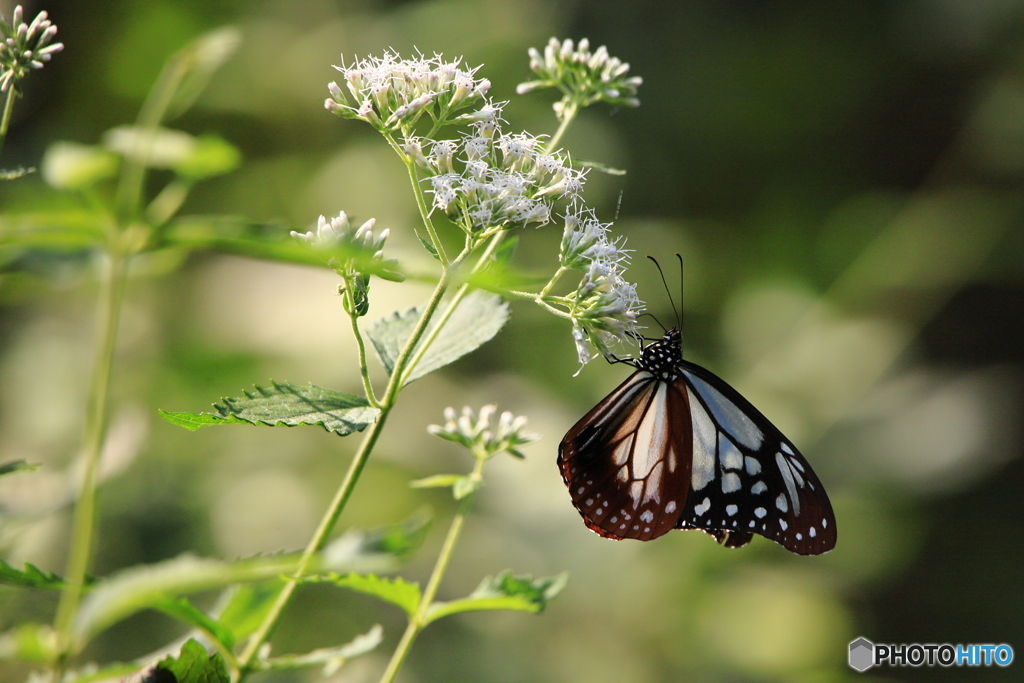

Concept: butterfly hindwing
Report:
left=673, top=360, right=837, bottom=555
left=558, top=371, right=693, bottom=541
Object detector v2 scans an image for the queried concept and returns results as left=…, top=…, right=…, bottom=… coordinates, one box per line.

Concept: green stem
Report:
left=382, top=131, right=448, bottom=264
left=545, top=101, right=578, bottom=152
left=397, top=233, right=504, bottom=386
left=236, top=249, right=470, bottom=677
left=345, top=285, right=380, bottom=408
left=0, top=84, right=17, bottom=159
left=53, top=249, right=130, bottom=662
left=378, top=456, right=486, bottom=683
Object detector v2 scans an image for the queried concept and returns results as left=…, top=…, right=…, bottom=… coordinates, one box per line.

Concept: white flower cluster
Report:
left=325, top=51, right=491, bottom=132
left=292, top=211, right=389, bottom=254
left=291, top=211, right=402, bottom=314
left=558, top=209, right=643, bottom=366
left=517, top=37, right=641, bottom=118
left=414, top=119, right=586, bottom=235
left=0, top=5, right=63, bottom=93
left=428, top=405, right=539, bottom=460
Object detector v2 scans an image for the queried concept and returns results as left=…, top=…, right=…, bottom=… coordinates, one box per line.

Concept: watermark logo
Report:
left=849, top=637, right=1014, bottom=671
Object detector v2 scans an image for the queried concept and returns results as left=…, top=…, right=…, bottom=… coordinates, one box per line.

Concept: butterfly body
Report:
left=558, top=328, right=836, bottom=555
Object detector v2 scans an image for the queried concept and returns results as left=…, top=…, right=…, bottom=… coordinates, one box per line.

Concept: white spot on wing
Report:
left=751, top=481, right=767, bottom=495
left=781, top=442, right=794, bottom=455
left=640, top=510, right=654, bottom=523
left=665, top=500, right=677, bottom=514
left=776, top=493, right=788, bottom=513
left=779, top=519, right=788, bottom=531
left=810, top=527, right=817, bottom=537
left=628, top=481, right=643, bottom=507
left=776, top=452, right=801, bottom=516
left=726, top=504, right=738, bottom=516
left=745, top=456, right=761, bottom=475
left=721, top=437, right=743, bottom=471
left=754, top=507, right=767, bottom=519
left=721, top=472, right=742, bottom=494
left=694, top=497, right=711, bottom=516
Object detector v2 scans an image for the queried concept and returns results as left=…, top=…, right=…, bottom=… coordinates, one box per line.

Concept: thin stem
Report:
left=0, top=85, right=17, bottom=159
left=53, top=249, right=130, bottom=662
left=237, top=249, right=471, bottom=677
left=397, top=233, right=504, bottom=387
left=378, top=456, right=486, bottom=683
left=345, top=285, right=380, bottom=408
left=545, top=100, right=578, bottom=152
left=382, top=131, right=448, bottom=264
left=539, top=266, right=569, bottom=299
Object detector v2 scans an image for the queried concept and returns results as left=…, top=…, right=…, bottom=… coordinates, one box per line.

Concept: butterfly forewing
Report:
left=558, top=371, right=693, bottom=541
left=559, top=328, right=837, bottom=556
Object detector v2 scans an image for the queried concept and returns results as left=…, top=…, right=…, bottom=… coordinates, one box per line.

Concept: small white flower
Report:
left=0, top=5, right=63, bottom=93
left=428, top=405, right=539, bottom=460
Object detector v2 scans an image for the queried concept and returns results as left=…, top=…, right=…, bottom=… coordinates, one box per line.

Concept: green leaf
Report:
left=152, top=596, right=236, bottom=651
left=0, top=559, right=69, bottom=589
left=424, top=570, right=568, bottom=625
left=40, top=142, right=119, bottom=189
left=73, top=516, right=428, bottom=647
left=367, top=290, right=508, bottom=385
left=493, top=234, right=518, bottom=268
left=0, top=459, right=39, bottom=476
left=166, top=27, right=242, bottom=120
left=160, top=381, right=379, bottom=436
left=416, top=231, right=440, bottom=260
left=213, top=581, right=285, bottom=646
left=156, top=638, right=230, bottom=683
left=0, top=623, right=57, bottom=663
left=575, top=158, right=627, bottom=175
left=409, top=474, right=465, bottom=489
left=314, top=573, right=421, bottom=616
left=453, top=476, right=482, bottom=500
left=258, top=625, right=383, bottom=676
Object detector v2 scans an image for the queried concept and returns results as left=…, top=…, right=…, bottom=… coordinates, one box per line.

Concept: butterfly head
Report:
left=637, top=328, right=683, bottom=381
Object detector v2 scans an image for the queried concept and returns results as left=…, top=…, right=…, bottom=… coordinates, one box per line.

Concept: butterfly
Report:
left=558, top=319, right=837, bottom=555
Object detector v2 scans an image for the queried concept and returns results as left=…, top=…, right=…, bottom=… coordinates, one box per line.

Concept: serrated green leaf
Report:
left=452, top=476, right=482, bottom=500
left=0, top=459, right=39, bottom=476
left=315, top=573, right=421, bottom=616
left=409, top=474, right=465, bottom=489
left=152, top=596, right=235, bottom=651
left=156, top=638, right=229, bottom=683
left=424, top=571, right=568, bottom=625
left=73, top=516, right=428, bottom=647
left=213, top=581, right=284, bottom=645
left=0, top=559, right=68, bottom=589
left=258, top=625, right=383, bottom=675
left=160, top=381, right=379, bottom=436
left=367, top=290, right=508, bottom=385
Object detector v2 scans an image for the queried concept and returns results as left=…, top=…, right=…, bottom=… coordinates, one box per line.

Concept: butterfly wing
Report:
left=673, top=360, right=837, bottom=555
left=558, top=371, right=694, bottom=541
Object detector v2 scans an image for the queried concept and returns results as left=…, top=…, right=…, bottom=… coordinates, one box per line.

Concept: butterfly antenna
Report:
left=676, top=253, right=684, bottom=331
left=638, top=311, right=668, bottom=334
left=647, top=256, right=680, bottom=328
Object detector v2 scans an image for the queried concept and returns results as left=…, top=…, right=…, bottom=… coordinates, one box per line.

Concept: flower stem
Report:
left=378, top=456, right=486, bottom=683
left=236, top=248, right=470, bottom=678
left=397, top=232, right=504, bottom=386
left=0, top=85, right=17, bottom=159
left=53, top=248, right=130, bottom=663
left=345, top=286, right=380, bottom=408
left=545, top=101, right=579, bottom=152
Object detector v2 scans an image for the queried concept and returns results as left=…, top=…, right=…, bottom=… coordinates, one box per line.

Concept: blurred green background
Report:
left=2, top=0, right=1024, bottom=681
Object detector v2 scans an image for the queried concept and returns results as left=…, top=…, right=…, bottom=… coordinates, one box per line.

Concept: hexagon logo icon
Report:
left=849, top=637, right=874, bottom=672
